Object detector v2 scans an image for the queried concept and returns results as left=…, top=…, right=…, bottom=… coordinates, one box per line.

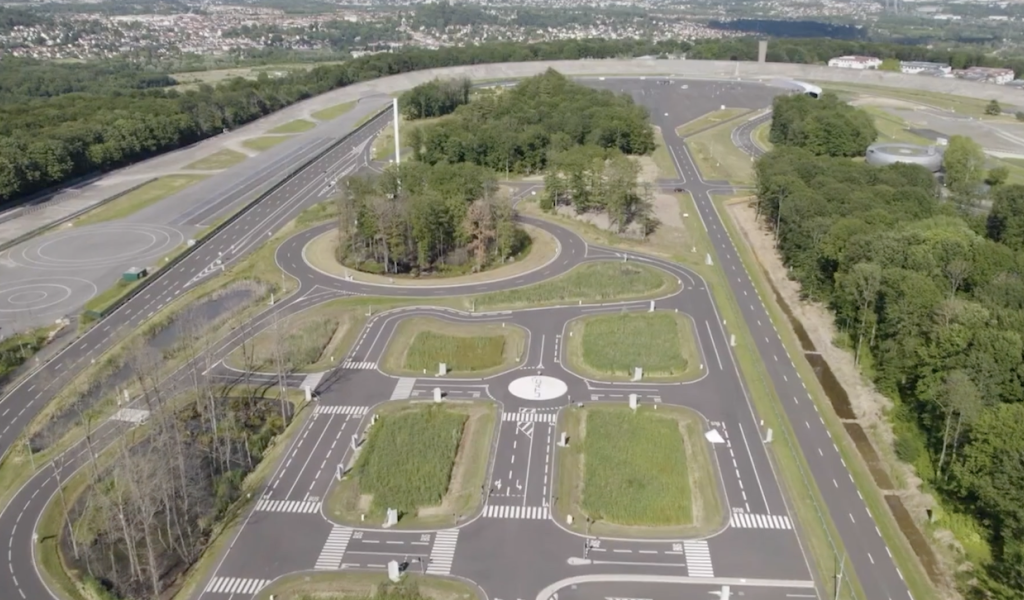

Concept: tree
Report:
left=986, top=165, right=1010, bottom=187
left=942, top=135, right=986, bottom=194
left=986, top=99, right=1003, bottom=116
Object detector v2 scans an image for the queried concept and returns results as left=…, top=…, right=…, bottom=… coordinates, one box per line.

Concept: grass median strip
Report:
left=184, top=148, right=248, bottom=171
left=473, top=261, right=676, bottom=310
left=267, top=118, right=316, bottom=134
left=75, top=175, right=207, bottom=227
left=564, top=311, right=700, bottom=381
left=326, top=401, right=497, bottom=528
left=242, top=135, right=293, bottom=152
left=381, top=317, right=526, bottom=377
left=555, top=403, right=722, bottom=537
left=312, top=101, right=356, bottom=122
left=254, top=572, right=481, bottom=600
left=675, top=108, right=749, bottom=138
left=686, top=122, right=755, bottom=186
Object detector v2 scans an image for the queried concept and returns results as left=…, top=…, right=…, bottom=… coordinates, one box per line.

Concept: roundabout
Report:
left=508, top=375, right=568, bottom=401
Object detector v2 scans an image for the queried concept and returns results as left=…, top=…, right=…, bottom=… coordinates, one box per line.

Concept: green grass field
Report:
left=253, top=572, right=481, bottom=600
left=818, top=82, right=1001, bottom=118
left=675, top=108, right=749, bottom=138
left=582, top=407, right=691, bottom=525
left=267, top=119, right=316, bottom=134
left=652, top=126, right=679, bottom=179
left=242, top=136, right=293, bottom=152
left=569, top=311, right=699, bottom=380
left=753, top=121, right=773, bottom=152
left=354, top=405, right=467, bottom=515
left=76, top=175, right=207, bottom=227
left=474, top=262, right=674, bottom=310
left=312, top=101, right=356, bottom=122
left=381, top=318, right=526, bottom=377
left=686, top=122, right=755, bottom=186
left=183, top=149, right=248, bottom=171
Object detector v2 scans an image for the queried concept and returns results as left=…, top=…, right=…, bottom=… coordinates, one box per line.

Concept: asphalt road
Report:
left=0, top=76, right=916, bottom=600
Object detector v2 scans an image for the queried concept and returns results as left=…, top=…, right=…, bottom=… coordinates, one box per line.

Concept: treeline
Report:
left=0, top=59, right=175, bottom=103
left=0, top=38, right=685, bottom=207
left=543, top=144, right=658, bottom=236
left=709, top=19, right=867, bottom=41
left=0, top=6, right=49, bottom=32
left=0, top=327, right=50, bottom=385
left=411, top=69, right=655, bottom=175
left=399, top=77, right=472, bottom=120
left=769, top=93, right=878, bottom=158
left=756, top=144, right=1024, bottom=597
left=337, top=162, right=527, bottom=276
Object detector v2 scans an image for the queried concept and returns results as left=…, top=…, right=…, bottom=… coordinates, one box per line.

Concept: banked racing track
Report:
left=0, top=77, right=914, bottom=600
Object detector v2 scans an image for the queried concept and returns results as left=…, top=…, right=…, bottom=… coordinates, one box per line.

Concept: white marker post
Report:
left=392, top=98, right=401, bottom=166
left=383, top=508, right=398, bottom=528
left=437, top=362, right=447, bottom=377
left=629, top=394, right=638, bottom=412
left=649, top=300, right=655, bottom=312
left=388, top=560, right=401, bottom=582
left=632, top=367, right=643, bottom=382
left=303, top=386, right=312, bottom=402
left=433, top=387, right=442, bottom=403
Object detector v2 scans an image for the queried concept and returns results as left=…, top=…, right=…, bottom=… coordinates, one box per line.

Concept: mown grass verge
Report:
left=184, top=149, right=248, bottom=171
left=325, top=401, right=497, bottom=529
left=554, top=403, right=722, bottom=538
left=267, top=119, right=316, bottom=135
left=381, top=317, right=526, bottom=378
left=312, top=101, right=357, bottom=122
left=253, top=571, right=481, bottom=600
left=675, top=108, right=750, bottom=138
left=686, top=122, right=755, bottom=186
left=75, top=175, right=207, bottom=227
left=564, top=311, right=701, bottom=382
left=243, top=136, right=293, bottom=152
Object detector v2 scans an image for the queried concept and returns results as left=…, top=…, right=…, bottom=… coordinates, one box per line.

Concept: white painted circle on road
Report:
left=7, top=290, right=48, bottom=305
left=508, top=375, right=568, bottom=401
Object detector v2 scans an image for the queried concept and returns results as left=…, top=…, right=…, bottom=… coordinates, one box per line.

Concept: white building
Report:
left=900, top=61, right=952, bottom=75
left=827, top=55, right=883, bottom=70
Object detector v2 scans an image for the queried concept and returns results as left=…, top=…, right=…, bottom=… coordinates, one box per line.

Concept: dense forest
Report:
left=769, top=93, right=878, bottom=158
left=411, top=69, right=655, bottom=175
left=756, top=131, right=1024, bottom=596
left=0, top=38, right=685, bottom=207
left=398, top=77, right=472, bottom=120
left=543, top=144, right=658, bottom=236
left=337, top=162, right=527, bottom=276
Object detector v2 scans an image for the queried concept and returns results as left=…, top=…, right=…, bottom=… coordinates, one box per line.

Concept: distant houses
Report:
left=827, top=55, right=1015, bottom=85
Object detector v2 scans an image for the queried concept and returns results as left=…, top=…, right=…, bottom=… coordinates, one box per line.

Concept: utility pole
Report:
left=392, top=98, right=401, bottom=167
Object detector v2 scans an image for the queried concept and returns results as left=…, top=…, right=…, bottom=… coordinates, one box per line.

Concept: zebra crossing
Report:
left=729, top=512, right=793, bottom=530
left=340, top=360, right=377, bottom=370
left=425, top=529, right=460, bottom=575
left=313, top=405, right=368, bottom=416
left=390, top=377, right=417, bottom=400
left=483, top=504, right=550, bottom=520
left=683, top=540, right=714, bottom=577
left=315, top=525, right=353, bottom=570
left=254, top=498, right=322, bottom=514
left=502, top=411, right=557, bottom=423
left=204, top=577, right=270, bottom=595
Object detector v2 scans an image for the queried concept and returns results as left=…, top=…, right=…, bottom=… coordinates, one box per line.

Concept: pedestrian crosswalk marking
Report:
left=683, top=540, right=714, bottom=578
left=729, top=512, right=793, bottom=530
left=314, top=405, right=368, bottom=416
left=254, top=498, right=322, bottom=514
left=315, top=525, right=353, bottom=570
left=390, top=378, right=417, bottom=400
left=483, top=504, right=550, bottom=519
left=341, top=361, right=376, bottom=370
left=204, top=577, right=270, bottom=595
left=425, top=529, right=459, bottom=575
left=502, top=412, right=556, bottom=423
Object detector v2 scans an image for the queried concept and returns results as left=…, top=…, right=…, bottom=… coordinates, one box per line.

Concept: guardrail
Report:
left=89, top=106, right=391, bottom=323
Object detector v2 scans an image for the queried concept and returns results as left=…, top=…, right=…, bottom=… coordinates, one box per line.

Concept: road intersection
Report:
left=0, top=76, right=917, bottom=600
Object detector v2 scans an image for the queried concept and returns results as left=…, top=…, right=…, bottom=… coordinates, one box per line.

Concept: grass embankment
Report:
left=382, top=317, right=526, bottom=378
left=305, top=223, right=557, bottom=286
left=254, top=572, right=480, bottom=600
left=225, top=307, right=358, bottom=374
left=555, top=403, right=722, bottom=537
left=686, top=121, right=756, bottom=186
left=522, top=194, right=865, bottom=598
left=752, top=122, right=773, bottom=152
left=565, top=311, right=700, bottom=382
left=716, top=196, right=934, bottom=600
left=675, top=108, right=750, bottom=138
left=76, top=175, right=207, bottom=227
left=326, top=402, right=496, bottom=528
left=268, top=119, right=316, bottom=134
left=473, top=261, right=676, bottom=311
left=312, top=101, right=357, bottom=122
left=243, top=136, right=294, bottom=152
left=184, top=149, right=248, bottom=171
left=372, top=115, right=447, bottom=162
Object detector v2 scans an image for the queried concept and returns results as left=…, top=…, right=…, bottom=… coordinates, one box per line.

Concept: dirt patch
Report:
left=844, top=422, right=894, bottom=490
